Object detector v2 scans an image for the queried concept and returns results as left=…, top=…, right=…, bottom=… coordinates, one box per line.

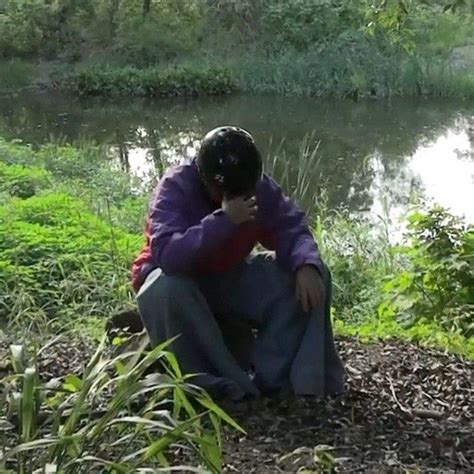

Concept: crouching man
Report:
left=132, top=126, right=344, bottom=401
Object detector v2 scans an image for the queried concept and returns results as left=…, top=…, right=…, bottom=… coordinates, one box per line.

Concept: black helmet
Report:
left=197, top=126, right=263, bottom=196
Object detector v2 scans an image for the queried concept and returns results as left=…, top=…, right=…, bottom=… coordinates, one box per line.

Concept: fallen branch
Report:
left=387, top=377, right=443, bottom=420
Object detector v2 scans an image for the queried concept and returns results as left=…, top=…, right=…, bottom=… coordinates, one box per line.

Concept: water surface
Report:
left=1, top=93, right=472, bottom=226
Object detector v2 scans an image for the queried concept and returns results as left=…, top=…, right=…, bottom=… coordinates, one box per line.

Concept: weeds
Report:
left=1, top=335, right=243, bottom=472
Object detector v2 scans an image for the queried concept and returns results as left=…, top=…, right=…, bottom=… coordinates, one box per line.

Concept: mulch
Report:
left=1, top=333, right=472, bottom=473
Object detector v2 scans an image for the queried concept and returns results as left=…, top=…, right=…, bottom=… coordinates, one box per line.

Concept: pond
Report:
left=1, top=92, right=473, bottom=227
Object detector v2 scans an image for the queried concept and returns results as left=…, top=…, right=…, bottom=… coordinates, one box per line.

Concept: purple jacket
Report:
left=132, top=160, right=323, bottom=291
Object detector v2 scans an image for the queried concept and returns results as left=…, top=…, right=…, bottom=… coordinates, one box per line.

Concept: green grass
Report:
left=229, top=43, right=474, bottom=99
left=336, top=318, right=474, bottom=359
left=40, top=45, right=474, bottom=99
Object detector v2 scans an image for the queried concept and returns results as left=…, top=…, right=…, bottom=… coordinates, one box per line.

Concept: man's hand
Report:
left=222, top=195, right=258, bottom=225
left=296, top=265, right=325, bottom=313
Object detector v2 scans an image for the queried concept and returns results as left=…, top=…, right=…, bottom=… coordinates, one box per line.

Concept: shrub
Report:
left=0, top=139, right=102, bottom=181
left=0, top=192, right=142, bottom=324
left=113, top=11, right=203, bottom=66
left=0, top=161, right=51, bottom=198
left=380, top=206, right=474, bottom=337
left=0, top=59, right=34, bottom=91
left=316, top=212, right=394, bottom=324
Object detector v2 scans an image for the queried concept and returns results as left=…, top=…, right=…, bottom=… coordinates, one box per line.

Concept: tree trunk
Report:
left=143, top=0, right=151, bottom=17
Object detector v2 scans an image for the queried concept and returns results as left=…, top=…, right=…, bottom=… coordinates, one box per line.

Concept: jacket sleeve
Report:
left=259, top=175, right=323, bottom=274
left=148, top=174, right=237, bottom=275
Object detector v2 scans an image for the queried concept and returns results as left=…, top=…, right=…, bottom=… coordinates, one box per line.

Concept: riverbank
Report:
left=1, top=51, right=474, bottom=100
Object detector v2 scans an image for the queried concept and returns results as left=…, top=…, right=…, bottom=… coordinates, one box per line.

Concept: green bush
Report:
left=261, top=0, right=361, bottom=51
left=0, top=59, right=34, bottom=91
left=0, top=138, right=148, bottom=230
left=380, top=207, right=474, bottom=337
left=0, top=192, right=142, bottom=323
left=113, top=10, right=203, bottom=66
left=0, top=139, right=102, bottom=180
left=316, top=212, right=394, bottom=323
left=0, top=161, right=51, bottom=198
left=0, top=0, right=50, bottom=57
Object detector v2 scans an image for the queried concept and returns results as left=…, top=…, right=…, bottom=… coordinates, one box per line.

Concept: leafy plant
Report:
left=0, top=161, right=51, bottom=198
left=0, top=192, right=142, bottom=325
left=1, top=336, right=243, bottom=472
left=380, top=206, right=474, bottom=337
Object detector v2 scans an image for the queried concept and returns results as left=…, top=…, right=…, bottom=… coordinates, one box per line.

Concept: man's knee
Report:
left=156, top=274, right=197, bottom=298
left=138, top=272, right=198, bottom=306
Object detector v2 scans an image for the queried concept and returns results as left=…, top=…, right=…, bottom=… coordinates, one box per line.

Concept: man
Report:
left=133, top=126, right=344, bottom=400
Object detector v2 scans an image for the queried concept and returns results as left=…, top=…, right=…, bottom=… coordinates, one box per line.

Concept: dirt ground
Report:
left=1, top=334, right=472, bottom=472
left=219, top=337, right=473, bottom=472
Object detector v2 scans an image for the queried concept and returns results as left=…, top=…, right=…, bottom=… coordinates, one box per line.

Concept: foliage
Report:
left=0, top=0, right=83, bottom=59
left=0, top=59, right=34, bottom=91
left=0, top=139, right=102, bottom=181
left=0, top=192, right=142, bottom=326
left=112, top=3, right=204, bottom=66
left=0, top=337, right=243, bottom=472
left=336, top=313, right=474, bottom=359
left=0, top=138, right=149, bottom=232
left=232, top=32, right=404, bottom=98
left=260, top=0, right=361, bottom=52
left=64, top=64, right=236, bottom=97
left=0, top=0, right=472, bottom=97
left=380, top=207, right=473, bottom=337
left=0, top=138, right=149, bottom=329
left=317, top=212, right=394, bottom=324
left=0, top=161, right=51, bottom=198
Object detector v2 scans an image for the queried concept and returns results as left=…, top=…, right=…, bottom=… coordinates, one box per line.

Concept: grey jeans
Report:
left=136, top=254, right=344, bottom=400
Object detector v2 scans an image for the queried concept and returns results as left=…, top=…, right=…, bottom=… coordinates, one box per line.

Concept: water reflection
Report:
left=0, top=93, right=472, bottom=223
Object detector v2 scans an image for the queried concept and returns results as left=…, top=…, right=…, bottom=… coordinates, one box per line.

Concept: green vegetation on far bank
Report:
left=64, top=64, right=235, bottom=97
left=0, top=1, right=473, bottom=98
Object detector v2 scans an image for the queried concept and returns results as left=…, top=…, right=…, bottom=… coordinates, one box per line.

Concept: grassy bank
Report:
left=1, top=1, right=473, bottom=98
